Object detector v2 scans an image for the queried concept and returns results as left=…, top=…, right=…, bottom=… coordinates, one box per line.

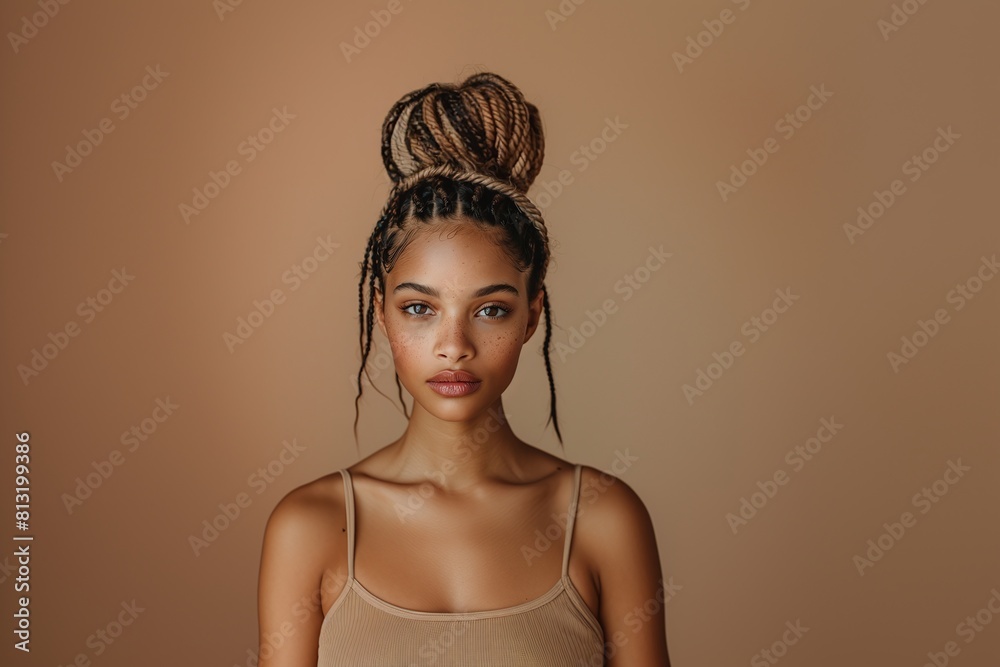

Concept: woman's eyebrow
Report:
left=393, top=282, right=520, bottom=298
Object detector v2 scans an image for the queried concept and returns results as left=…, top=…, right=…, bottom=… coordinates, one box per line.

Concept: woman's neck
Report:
left=385, top=398, right=530, bottom=492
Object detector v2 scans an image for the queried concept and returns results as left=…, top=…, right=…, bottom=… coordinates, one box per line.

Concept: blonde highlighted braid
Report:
left=353, top=71, right=563, bottom=449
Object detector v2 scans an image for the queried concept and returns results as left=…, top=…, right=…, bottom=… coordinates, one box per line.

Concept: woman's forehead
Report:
left=386, top=225, right=526, bottom=293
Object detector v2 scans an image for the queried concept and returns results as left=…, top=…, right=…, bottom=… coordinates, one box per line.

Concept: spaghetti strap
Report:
left=561, top=464, right=583, bottom=578
left=339, top=469, right=355, bottom=580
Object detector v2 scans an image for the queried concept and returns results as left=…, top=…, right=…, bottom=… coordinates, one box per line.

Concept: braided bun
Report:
left=380, top=71, right=545, bottom=195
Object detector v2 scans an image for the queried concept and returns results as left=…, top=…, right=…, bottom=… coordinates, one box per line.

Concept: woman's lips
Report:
left=426, top=380, right=482, bottom=397
left=428, top=370, right=480, bottom=382
left=427, top=369, right=482, bottom=397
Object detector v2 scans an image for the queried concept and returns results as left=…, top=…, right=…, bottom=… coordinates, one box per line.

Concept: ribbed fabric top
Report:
left=317, top=464, right=605, bottom=666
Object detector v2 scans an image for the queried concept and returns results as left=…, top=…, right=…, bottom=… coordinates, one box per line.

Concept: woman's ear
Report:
left=374, top=287, right=388, bottom=338
left=523, top=288, right=544, bottom=343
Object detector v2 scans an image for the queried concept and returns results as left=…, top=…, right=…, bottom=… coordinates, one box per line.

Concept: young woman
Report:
left=257, top=71, right=670, bottom=666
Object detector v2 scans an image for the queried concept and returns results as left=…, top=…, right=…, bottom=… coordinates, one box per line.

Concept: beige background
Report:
left=2, top=0, right=998, bottom=665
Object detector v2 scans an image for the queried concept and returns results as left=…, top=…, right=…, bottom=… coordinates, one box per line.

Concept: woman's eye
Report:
left=400, top=303, right=509, bottom=319
left=402, top=303, right=430, bottom=317
left=479, top=304, right=509, bottom=319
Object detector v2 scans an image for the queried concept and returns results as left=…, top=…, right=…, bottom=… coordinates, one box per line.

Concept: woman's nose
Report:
left=434, top=315, right=474, bottom=362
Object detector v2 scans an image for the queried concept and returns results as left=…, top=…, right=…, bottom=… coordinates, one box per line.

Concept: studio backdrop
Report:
left=1, top=0, right=998, bottom=665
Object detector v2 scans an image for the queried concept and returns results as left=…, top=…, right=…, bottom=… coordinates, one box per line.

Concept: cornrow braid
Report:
left=353, top=71, right=562, bottom=453
left=389, top=163, right=550, bottom=262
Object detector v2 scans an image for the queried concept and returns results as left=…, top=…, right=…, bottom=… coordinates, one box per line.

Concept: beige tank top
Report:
left=316, top=463, right=606, bottom=666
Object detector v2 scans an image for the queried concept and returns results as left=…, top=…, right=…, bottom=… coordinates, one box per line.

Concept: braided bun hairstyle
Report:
left=353, top=71, right=562, bottom=448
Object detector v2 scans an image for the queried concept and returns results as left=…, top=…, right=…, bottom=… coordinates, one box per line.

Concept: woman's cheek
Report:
left=386, top=325, right=422, bottom=370
left=492, top=331, right=524, bottom=372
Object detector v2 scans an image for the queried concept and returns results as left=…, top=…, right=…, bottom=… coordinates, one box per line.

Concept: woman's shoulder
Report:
left=575, top=461, right=652, bottom=524
left=258, top=471, right=354, bottom=628
left=263, top=470, right=349, bottom=553
left=573, top=461, right=658, bottom=570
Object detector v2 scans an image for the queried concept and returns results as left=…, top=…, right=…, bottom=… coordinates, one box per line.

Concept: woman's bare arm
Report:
left=257, top=486, right=337, bottom=667
left=580, top=466, right=672, bottom=667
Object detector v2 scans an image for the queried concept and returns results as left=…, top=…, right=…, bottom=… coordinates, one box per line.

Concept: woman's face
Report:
left=374, top=220, right=544, bottom=422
